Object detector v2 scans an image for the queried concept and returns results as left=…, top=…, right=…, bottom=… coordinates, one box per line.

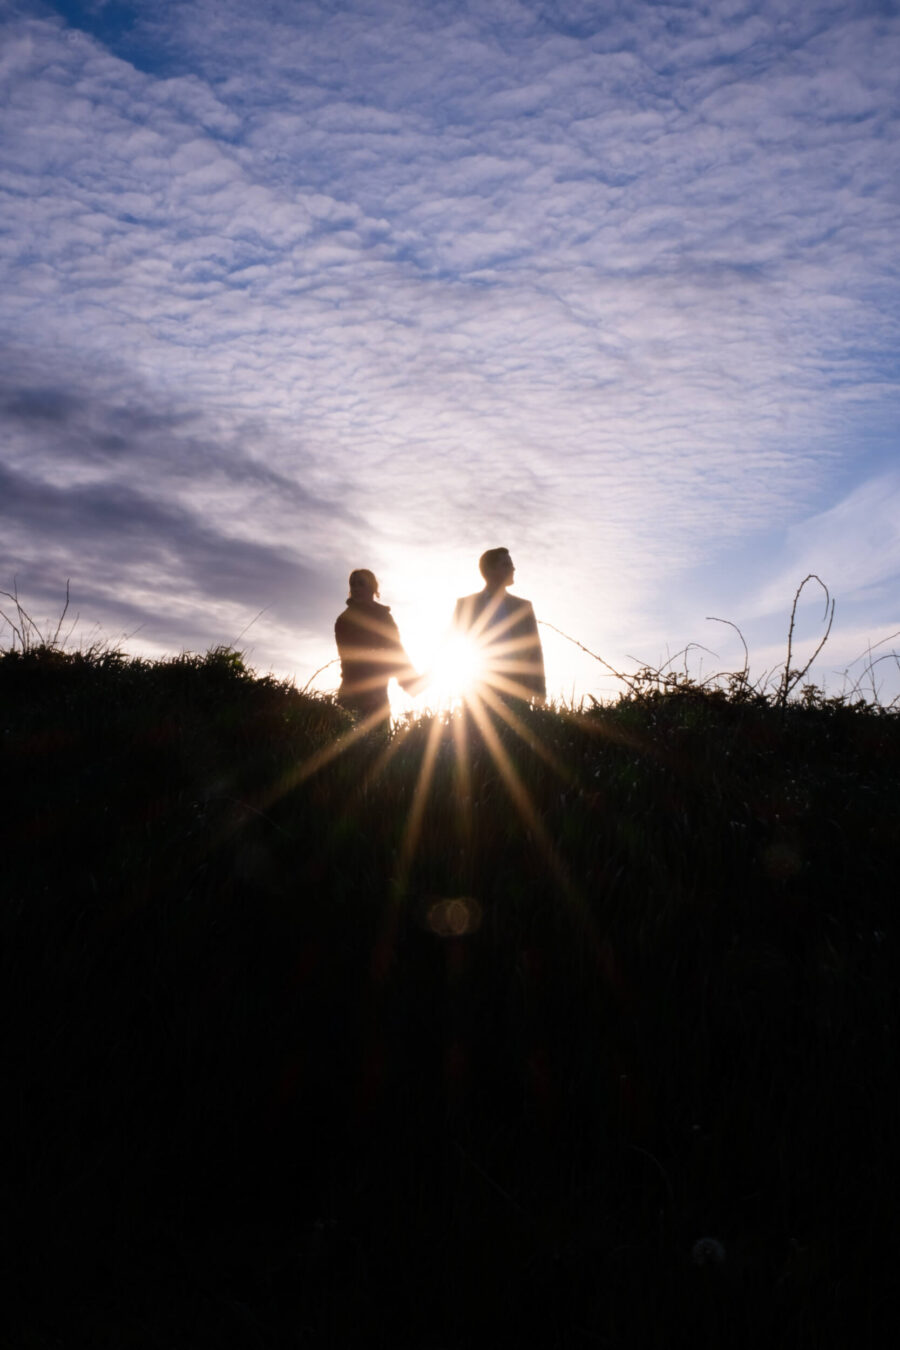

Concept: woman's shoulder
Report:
left=336, top=600, right=396, bottom=626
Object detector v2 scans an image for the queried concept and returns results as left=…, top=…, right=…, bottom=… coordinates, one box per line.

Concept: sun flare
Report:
left=424, top=632, right=485, bottom=706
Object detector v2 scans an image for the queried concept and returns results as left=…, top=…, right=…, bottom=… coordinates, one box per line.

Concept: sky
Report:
left=2, top=0, right=899, bottom=706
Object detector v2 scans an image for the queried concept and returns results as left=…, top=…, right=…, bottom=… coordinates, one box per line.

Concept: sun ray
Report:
left=370, top=710, right=446, bottom=983
left=462, top=689, right=580, bottom=906
left=358, top=712, right=422, bottom=794
left=153, top=698, right=398, bottom=883
left=451, top=703, right=473, bottom=865
left=392, top=710, right=445, bottom=896
left=475, top=682, right=570, bottom=781
left=268, top=699, right=393, bottom=800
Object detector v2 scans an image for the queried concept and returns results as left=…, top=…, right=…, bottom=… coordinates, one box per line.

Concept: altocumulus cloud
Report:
left=1, top=0, right=898, bottom=690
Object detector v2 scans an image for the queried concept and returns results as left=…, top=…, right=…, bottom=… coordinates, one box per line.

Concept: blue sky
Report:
left=2, top=0, right=899, bottom=703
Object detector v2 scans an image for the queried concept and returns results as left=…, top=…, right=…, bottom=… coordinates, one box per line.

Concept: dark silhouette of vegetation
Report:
left=2, top=616, right=899, bottom=1347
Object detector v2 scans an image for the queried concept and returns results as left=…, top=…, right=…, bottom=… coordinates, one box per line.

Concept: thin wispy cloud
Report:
left=755, top=471, right=900, bottom=610
left=1, top=0, right=898, bottom=692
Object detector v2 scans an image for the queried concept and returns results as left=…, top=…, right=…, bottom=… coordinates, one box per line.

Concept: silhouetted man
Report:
left=453, top=547, right=546, bottom=704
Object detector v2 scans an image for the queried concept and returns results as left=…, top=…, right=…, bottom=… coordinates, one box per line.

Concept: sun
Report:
left=419, top=631, right=486, bottom=708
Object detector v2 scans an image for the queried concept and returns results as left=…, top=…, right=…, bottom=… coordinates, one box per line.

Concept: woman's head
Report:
left=348, top=568, right=379, bottom=601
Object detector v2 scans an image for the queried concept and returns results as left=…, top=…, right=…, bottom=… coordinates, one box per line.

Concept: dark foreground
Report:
left=2, top=647, right=899, bottom=1348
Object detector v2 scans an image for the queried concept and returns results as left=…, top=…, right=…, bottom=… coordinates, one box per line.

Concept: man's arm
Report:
left=502, top=601, right=546, bottom=702
left=523, top=602, right=546, bottom=702
left=452, top=595, right=473, bottom=634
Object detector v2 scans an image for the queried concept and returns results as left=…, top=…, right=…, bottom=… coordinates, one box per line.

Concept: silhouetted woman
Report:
left=334, top=569, right=417, bottom=719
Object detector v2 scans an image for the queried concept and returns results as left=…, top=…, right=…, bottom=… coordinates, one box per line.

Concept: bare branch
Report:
left=846, top=649, right=900, bottom=704
left=0, top=599, right=26, bottom=650
left=50, top=579, right=71, bottom=648
left=300, top=657, right=340, bottom=695
left=706, top=615, right=750, bottom=680
left=779, top=574, right=834, bottom=709
left=230, top=604, right=271, bottom=648
left=843, top=628, right=900, bottom=672
left=539, top=620, right=639, bottom=694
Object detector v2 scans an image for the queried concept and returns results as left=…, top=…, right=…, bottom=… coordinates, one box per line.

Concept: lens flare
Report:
left=427, top=632, right=485, bottom=705
left=426, top=896, right=482, bottom=937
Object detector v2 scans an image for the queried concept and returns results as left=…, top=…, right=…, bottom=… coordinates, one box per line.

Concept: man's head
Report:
left=479, top=547, right=515, bottom=589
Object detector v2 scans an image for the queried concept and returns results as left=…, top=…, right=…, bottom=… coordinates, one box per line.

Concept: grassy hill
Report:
left=2, top=643, right=898, bottom=1347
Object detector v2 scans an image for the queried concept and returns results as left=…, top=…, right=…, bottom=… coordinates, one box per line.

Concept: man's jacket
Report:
left=453, top=588, right=546, bottom=701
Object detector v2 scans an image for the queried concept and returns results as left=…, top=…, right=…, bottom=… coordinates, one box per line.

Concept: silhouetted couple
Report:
left=334, top=548, right=546, bottom=720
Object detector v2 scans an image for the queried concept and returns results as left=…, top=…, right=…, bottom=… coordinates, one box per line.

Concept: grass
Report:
left=1, top=627, right=899, bottom=1348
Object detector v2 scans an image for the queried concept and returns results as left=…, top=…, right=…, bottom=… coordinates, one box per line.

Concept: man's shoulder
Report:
left=454, top=590, right=494, bottom=623
left=507, top=593, right=535, bottom=616
left=455, top=590, right=535, bottom=612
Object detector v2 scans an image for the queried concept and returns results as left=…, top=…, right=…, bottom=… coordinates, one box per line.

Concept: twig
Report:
left=1, top=579, right=76, bottom=654
left=846, top=650, right=900, bottom=704
left=839, top=628, right=900, bottom=706
left=779, top=574, right=834, bottom=710
left=230, top=604, right=271, bottom=648
left=677, top=642, right=717, bottom=678
left=843, top=628, right=900, bottom=672
left=0, top=596, right=25, bottom=649
left=49, top=579, right=71, bottom=648
left=706, top=615, right=750, bottom=680
left=538, top=620, right=638, bottom=692
left=0, top=580, right=37, bottom=650
left=300, top=657, right=340, bottom=695
left=623, top=644, right=717, bottom=691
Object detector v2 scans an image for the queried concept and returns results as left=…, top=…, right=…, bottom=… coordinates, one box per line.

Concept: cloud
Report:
left=0, top=456, right=344, bottom=628
left=753, top=470, right=900, bottom=615
left=0, top=356, right=357, bottom=520
left=0, top=342, right=357, bottom=659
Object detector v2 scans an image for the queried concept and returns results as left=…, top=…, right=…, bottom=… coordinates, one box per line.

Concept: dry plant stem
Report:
left=0, top=582, right=38, bottom=651
left=779, top=573, right=835, bottom=710
left=0, top=599, right=25, bottom=648
left=848, top=651, right=900, bottom=705
left=678, top=641, right=717, bottom=679
left=843, top=628, right=900, bottom=671
left=842, top=629, right=900, bottom=707
left=50, top=579, right=71, bottom=648
left=538, top=619, right=638, bottom=693
left=229, top=604, right=271, bottom=648
left=623, top=643, right=717, bottom=693
left=1, top=578, right=73, bottom=653
left=698, top=669, right=742, bottom=691
left=300, top=657, right=340, bottom=695
left=706, top=615, right=750, bottom=680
